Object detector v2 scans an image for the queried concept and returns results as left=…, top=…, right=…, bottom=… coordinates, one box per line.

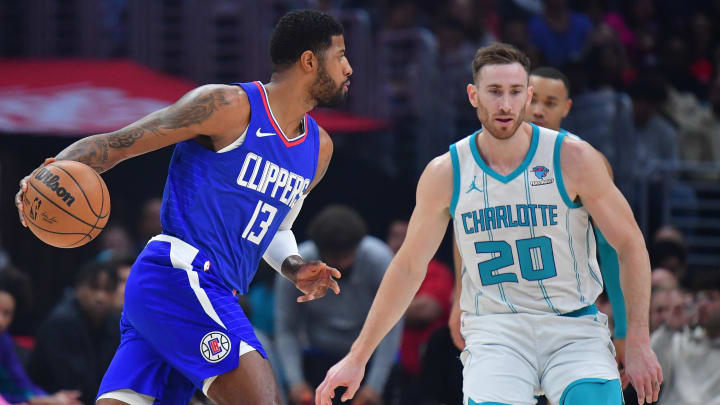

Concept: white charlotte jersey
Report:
left=450, top=124, right=603, bottom=316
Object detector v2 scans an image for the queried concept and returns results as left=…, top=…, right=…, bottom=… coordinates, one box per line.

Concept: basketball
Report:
left=22, top=160, right=110, bottom=248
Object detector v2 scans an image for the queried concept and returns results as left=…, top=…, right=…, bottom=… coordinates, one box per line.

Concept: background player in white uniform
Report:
left=315, top=43, right=662, bottom=405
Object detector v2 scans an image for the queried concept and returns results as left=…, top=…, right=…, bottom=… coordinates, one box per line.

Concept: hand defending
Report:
left=625, top=340, right=663, bottom=404
left=315, top=355, right=366, bottom=405
left=294, top=260, right=341, bottom=303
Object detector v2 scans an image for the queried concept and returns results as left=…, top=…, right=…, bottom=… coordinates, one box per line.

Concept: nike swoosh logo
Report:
left=256, top=128, right=275, bottom=138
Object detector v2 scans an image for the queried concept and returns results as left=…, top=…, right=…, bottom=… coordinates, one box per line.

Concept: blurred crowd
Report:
left=2, top=0, right=720, bottom=404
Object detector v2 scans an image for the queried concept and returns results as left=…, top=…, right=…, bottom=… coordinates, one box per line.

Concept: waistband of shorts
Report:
left=560, top=304, right=598, bottom=318
left=461, top=303, right=598, bottom=321
left=147, top=234, right=209, bottom=270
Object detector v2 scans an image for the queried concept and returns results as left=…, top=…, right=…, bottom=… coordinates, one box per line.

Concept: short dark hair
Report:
left=472, top=43, right=531, bottom=82
left=531, top=66, right=571, bottom=94
left=75, top=260, right=118, bottom=291
left=0, top=267, right=32, bottom=310
left=650, top=240, right=687, bottom=269
left=307, top=205, right=367, bottom=255
left=270, top=10, right=344, bottom=71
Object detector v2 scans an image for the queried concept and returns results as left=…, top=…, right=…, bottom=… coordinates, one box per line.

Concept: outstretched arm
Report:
left=562, top=138, right=662, bottom=405
left=16, top=84, right=249, bottom=226
left=315, top=153, right=453, bottom=405
left=54, top=84, right=248, bottom=172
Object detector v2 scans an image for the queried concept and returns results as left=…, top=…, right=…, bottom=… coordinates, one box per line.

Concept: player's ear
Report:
left=563, top=98, right=573, bottom=118
left=300, top=50, right=316, bottom=73
left=467, top=83, right=478, bottom=108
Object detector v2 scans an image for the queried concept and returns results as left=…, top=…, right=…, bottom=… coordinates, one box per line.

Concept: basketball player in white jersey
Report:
left=315, top=43, right=662, bottom=405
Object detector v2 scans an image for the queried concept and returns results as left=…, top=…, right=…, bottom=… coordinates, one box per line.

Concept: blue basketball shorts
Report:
left=97, top=235, right=266, bottom=404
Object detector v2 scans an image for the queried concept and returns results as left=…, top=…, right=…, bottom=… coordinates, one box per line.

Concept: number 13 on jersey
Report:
left=242, top=201, right=277, bottom=245
left=475, top=236, right=557, bottom=285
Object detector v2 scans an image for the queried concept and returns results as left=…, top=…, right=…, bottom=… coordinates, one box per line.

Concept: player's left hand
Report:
left=613, top=338, right=629, bottom=388
left=294, top=260, right=341, bottom=303
left=625, top=339, right=663, bottom=404
left=350, top=385, right=382, bottom=405
left=315, top=354, right=366, bottom=405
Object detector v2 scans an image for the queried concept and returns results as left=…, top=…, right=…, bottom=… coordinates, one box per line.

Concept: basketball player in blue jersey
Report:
left=16, top=10, right=352, bottom=405
left=316, top=43, right=662, bottom=405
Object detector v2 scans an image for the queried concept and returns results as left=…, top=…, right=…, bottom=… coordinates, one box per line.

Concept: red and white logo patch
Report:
left=200, top=331, right=231, bottom=363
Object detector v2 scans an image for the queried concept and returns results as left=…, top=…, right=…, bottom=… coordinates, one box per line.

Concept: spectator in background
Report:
left=629, top=76, right=678, bottom=173
left=660, top=36, right=706, bottom=99
left=500, top=17, right=542, bottom=68
left=385, top=220, right=453, bottom=405
left=28, top=261, right=120, bottom=405
left=649, top=286, right=686, bottom=334
left=653, top=225, right=685, bottom=246
left=666, top=72, right=720, bottom=164
left=109, top=255, right=135, bottom=314
left=651, top=271, right=720, bottom=404
left=649, top=239, right=688, bottom=283
left=527, top=0, right=593, bottom=66
left=96, top=226, right=133, bottom=263
left=275, top=206, right=399, bottom=405
left=0, top=268, right=81, bottom=405
left=562, top=38, right=636, bottom=204
left=651, top=268, right=679, bottom=292
left=135, top=197, right=162, bottom=251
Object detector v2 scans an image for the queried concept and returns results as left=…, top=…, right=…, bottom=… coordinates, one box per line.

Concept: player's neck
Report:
left=477, top=123, right=533, bottom=176
left=264, top=78, right=314, bottom=138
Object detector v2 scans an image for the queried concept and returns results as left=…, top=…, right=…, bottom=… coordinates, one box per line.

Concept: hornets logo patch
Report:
left=530, top=165, right=554, bottom=186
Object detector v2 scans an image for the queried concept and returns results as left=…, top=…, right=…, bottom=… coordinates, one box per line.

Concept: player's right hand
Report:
left=15, top=157, right=55, bottom=228
left=294, top=260, right=341, bottom=303
left=315, top=355, right=366, bottom=405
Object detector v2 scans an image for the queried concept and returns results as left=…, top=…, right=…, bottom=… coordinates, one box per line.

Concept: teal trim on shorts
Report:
left=560, top=378, right=623, bottom=405
left=553, top=131, right=582, bottom=208
left=470, top=124, right=539, bottom=184
left=449, top=142, right=461, bottom=217
left=561, top=304, right=598, bottom=317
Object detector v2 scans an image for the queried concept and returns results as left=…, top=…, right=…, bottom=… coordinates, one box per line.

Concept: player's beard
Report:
left=478, top=103, right=527, bottom=140
left=312, top=62, right=348, bottom=107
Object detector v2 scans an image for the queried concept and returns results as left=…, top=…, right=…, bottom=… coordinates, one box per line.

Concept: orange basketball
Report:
left=22, top=160, right=110, bottom=248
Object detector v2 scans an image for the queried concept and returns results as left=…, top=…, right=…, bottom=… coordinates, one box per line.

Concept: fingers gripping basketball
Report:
left=22, top=161, right=110, bottom=248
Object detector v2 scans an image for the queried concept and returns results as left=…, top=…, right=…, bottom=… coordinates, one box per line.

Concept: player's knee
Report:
left=560, top=379, right=622, bottom=405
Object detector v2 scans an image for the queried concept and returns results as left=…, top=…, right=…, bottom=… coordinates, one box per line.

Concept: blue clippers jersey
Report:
left=160, top=81, right=320, bottom=294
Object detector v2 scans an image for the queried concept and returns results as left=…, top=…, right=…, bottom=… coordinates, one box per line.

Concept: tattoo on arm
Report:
left=55, top=88, right=231, bottom=172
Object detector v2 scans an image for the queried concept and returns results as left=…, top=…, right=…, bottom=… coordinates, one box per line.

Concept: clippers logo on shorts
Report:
left=200, top=332, right=231, bottom=363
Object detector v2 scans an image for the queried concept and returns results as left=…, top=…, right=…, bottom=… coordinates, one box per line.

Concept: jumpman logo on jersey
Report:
left=466, top=176, right=483, bottom=194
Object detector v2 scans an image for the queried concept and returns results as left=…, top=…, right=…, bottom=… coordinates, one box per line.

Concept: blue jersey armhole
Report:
left=449, top=143, right=461, bottom=217
left=553, top=132, right=582, bottom=209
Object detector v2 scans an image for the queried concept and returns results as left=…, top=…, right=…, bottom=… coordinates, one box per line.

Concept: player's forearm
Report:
left=55, top=134, right=124, bottom=173
left=349, top=258, right=426, bottom=364
left=617, top=238, right=652, bottom=341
